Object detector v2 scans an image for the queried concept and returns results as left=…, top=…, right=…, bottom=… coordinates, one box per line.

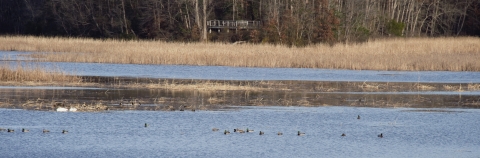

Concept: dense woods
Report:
left=1, top=0, right=479, bottom=46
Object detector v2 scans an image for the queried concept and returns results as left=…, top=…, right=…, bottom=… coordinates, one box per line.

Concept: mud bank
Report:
left=1, top=76, right=479, bottom=111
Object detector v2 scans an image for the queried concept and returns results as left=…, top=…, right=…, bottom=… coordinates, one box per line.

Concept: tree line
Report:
left=1, top=0, right=479, bottom=46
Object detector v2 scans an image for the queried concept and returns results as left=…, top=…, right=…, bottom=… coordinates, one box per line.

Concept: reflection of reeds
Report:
left=1, top=36, right=479, bottom=71
left=0, top=62, right=80, bottom=83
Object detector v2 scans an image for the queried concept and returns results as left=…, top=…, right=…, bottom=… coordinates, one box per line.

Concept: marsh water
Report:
left=2, top=51, right=480, bottom=83
left=1, top=107, right=480, bottom=158
left=1, top=51, right=480, bottom=157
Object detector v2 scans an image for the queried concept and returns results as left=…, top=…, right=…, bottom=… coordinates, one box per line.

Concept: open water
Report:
left=1, top=107, right=479, bottom=158
left=1, top=51, right=480, bottom=157
left=2, top=51, right=480, bottom=83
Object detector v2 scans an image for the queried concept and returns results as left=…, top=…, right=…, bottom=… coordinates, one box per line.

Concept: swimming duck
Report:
left=62, top=130, right=68, bottom=134
left=145, top=123, right=148, bottom=127
left=297, top=131, right=305, bottom=136
left=277, top=132, right=283, bottom=135
left=357, top=115, right=361, bottom=119
left=8, top=129, right=14, bottom=132
left=246, top=128, right=254, bottom=133
left=234, top=128, right=245, bottom=133
left=259, top=131, right=264, bottom=135
left=0, top=128, right=6, bottom=131
left=43, top=129, right=50, bottom=133
left=341, top=133, right=346, bottom=136
left=378, top=133, right=383, bottom=138
left=22, top=128, right=29, bottom=132
left=224, top=130, right=230, bottom=135
left=212, top=128, right=219, bottom=131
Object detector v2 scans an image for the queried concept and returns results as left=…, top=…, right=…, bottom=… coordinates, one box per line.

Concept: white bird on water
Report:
left=56, top=107, right=77, bottom=112
left=56, top=107, right=68, bottom=112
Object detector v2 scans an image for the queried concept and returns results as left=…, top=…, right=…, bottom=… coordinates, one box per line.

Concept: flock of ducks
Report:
left=0, top=128, right=68, bottom=134
left=212, top=115, right=385, bottom=138
left=3, top=115, right=384, bottom=138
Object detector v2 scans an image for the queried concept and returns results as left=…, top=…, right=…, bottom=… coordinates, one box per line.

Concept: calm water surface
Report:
left=1, top=107, right=479, bottom=158
left=2, top=51, right=480, bottom=83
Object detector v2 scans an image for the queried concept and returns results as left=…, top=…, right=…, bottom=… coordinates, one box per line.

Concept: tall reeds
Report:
left=0, top=62, right=79, bottom=83
left=1, top=36, right=479, bottom=71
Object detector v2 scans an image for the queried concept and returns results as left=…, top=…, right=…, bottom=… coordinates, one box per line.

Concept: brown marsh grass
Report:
left=1, top=36, right=479, bottom=71
left=0, top=63, right=80, bottom=83
left=118, top=80, right=271, bottom=91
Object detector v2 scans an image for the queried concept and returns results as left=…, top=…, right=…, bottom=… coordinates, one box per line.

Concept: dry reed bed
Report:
left=0, top=63, right=80, bottom=83
left=1, top=36, right=479, bottom=71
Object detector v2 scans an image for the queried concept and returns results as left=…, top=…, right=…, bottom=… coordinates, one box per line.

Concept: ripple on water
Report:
left=1, top=107, right=479, bottom=157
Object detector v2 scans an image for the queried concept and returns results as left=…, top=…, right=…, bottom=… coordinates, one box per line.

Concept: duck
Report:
left=297, top=131, right=305, bottom=136
left=357, top=115, right=361, bottom=119
left=0, top=128, right=6, bottom=131
left=22, top=128, right=29, bottom=132
left=259, top=131, right=264, bottom=135
left=43, top=129, right=50, bottom=133
left=341, top=133, right=346, bottom=136
left=277, top=132, right=283, bottom=135
left=378, top=133, right=383, bottom=138
left=144, top=123, right=148, bottom=127
left=62, top=130, right=68, bottom=134
left=234, top=128, right=245, bottom=133
left=212, top=128, right=219, bottom=132
left=246, top=128, right=254, bottom=133
left=8, top=129, right=14, bottom=132
left=224, top=130, right=230, bottom=135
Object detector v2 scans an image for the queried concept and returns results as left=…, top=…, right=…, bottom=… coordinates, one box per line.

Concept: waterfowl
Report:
left=144, top=123, right=148, bottom=127
left=378, top=133, right=383, bottom=138
left=246, top=128, right=254, bottom=133
left=277, top=132, right=283, bottom=135
left=56, top=107, right=68, bottom=112
left=22, top=128, right=29, bottom=132
left=62, top=130, right=68, bottom=134
left=69, top=107, right=77, bottom=112
left=341, top=133, right=346, bottom=136
left=8, top=129, right=14, bottom=132
left=234, top=128, right=245, bottom=133
left=43, top=129, right=50, bottom=133
left=357, top=115, right=361, bottom=119
left=212, top=128, right=219, bottom=131
left=0, top=128, right=6, bottom=131
left=297, top=131, right=305, bottom=136
left=224, top=130, right=230, bottom=135
left=259, top=131, right=264, bottom=135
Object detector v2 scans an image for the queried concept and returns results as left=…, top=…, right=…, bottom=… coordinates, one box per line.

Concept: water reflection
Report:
left=2, top=51, right=480, bottom=82
left=1, top=85, right=478, bottom=111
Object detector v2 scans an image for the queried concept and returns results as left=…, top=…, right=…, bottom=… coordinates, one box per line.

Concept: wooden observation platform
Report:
left=207, top=20, right=261, bottom=33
